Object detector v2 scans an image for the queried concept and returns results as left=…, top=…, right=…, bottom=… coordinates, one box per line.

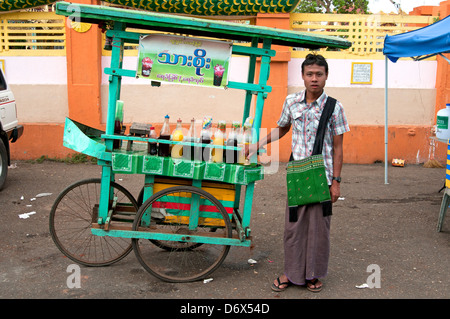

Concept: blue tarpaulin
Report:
left=383, top=14, right=450, bottom=62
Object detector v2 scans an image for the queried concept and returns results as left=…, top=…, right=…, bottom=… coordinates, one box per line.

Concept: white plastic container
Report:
left=436, top=103, right=450, bottom=140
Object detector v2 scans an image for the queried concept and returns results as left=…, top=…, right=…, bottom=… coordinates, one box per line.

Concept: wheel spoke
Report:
left=132, top=185, right=232, bottom=282
left=49, top=179, right=137, bottom=266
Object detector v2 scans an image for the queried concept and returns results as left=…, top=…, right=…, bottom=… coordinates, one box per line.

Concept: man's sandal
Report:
left=306, top=279, right=323, bottom=293
left=271, top=277, right=291, bottom=292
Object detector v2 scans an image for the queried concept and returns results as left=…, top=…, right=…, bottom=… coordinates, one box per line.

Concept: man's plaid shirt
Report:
left=277, top=90, right=350, bottom=185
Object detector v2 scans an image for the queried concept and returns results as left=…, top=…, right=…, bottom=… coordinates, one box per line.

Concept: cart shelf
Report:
left=64, top=117, right=263, bottom=185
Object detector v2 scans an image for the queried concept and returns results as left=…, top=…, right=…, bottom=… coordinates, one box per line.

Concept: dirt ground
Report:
left=0, top=159, right=448, bottom=302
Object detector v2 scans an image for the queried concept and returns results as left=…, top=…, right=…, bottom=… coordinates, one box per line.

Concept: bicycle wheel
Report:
left=132, top=185, right=232, bottom=282
left=49, top=178, right=138, bottom=267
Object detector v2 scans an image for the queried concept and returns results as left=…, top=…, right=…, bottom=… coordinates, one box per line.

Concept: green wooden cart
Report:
left=49, top=1, right=351, bottom=283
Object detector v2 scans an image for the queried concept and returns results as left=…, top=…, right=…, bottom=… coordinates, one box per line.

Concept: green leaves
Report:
left=295, top=0, right=369, bottom=14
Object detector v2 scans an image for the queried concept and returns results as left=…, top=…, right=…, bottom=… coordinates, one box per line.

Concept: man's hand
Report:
left=330, top=180, right=340, bottom=203
left=245, top=143, right=259, bottom=159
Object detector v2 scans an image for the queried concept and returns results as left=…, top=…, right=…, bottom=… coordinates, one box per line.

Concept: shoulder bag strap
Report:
left=312, top=96, right=336, bottom=156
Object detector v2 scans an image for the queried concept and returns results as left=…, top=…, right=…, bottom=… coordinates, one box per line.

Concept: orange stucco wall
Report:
left=11, top=123, right=447, bottom=166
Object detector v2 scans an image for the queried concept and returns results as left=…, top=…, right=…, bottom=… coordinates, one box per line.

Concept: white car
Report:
left=0, top=67, right=23, bottom=190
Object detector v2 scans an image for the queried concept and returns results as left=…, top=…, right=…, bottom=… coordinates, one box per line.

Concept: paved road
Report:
left=0, top=160, right=448, bottom=304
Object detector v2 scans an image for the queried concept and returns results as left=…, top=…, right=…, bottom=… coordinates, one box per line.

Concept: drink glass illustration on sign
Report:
left=136, top=34, right=232, bottom=88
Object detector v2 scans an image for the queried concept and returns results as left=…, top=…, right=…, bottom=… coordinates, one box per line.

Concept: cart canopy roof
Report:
left=56, top=1, right=351, bottom=50
left=383, top=14, right=450, bottom=63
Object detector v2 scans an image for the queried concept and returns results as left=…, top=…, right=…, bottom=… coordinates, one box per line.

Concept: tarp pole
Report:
left=439, top=53, right=450, bottom=64
left=385, top=56, right=389, bottom=184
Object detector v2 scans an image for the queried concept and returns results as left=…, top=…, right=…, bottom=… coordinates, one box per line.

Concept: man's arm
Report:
left=330, top=133, right=344, bottom=203
left=247, top=124, right=291, bottom=158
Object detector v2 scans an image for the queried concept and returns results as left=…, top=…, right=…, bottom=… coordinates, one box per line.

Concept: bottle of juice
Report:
left=148, top=126, right=158, bottom=155
left=183, top=118, right=196, bottom=161
left=212, top=121, right=226, bottom=163
left=200, top=116, right=212, bottom=162
left=238, top=121, right=252, bottom=165
left=171, top=118, right=184, bottom=159
left=244, top=116, right=254, bottom=128
left=224, top=121, right=240, bottom=164
left=158, top=115, right=170, bottom=157
left=113, top=100, right=124, bottom=149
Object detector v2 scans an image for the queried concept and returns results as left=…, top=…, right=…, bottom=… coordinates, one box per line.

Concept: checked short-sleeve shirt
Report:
left=277, top=90, right=350, bottom=184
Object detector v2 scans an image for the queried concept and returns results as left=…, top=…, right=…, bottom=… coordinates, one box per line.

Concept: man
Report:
left=248, top=53, right=349, bottom=292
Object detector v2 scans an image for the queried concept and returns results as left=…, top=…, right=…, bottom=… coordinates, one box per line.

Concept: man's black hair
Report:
left=301, top=53, right=328, bottom=74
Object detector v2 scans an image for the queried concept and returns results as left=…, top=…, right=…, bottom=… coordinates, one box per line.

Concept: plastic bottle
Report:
left=171, top=118, right=184, bottom=158
left=183, top=118, right=196, bottom=161
left=200, top=116, right=213, bottom=162
left=148, top=126, right=158, bottom=155
left=212, top=121, right=226, bottom=163
left=436, top=103, right=450, bottom=140
left=243, top=116, right=253, bottom=128
left=158, top=115, right=171, bottom=157
left=224, top=121, right=240, bottom=164
left=238, top=121, right=252, bottom=165
left=113, top=100, right=124, bottom=149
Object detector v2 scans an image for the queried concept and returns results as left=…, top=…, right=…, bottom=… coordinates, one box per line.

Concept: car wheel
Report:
left=0, top=138, right=7, bottom=190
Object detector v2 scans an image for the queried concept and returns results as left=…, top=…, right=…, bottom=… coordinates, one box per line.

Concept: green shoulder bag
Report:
left=286, top=97, right=336, bottom=218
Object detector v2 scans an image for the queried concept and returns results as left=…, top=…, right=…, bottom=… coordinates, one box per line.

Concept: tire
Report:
left=49, top=178, right=138, bottom=267
left=132, top=185, right=232, bottom=282
left=0, top=138, right=7, bottom=191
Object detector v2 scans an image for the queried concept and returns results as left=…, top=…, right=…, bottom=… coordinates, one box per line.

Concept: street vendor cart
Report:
left=49, top=1, right=351, bottom=282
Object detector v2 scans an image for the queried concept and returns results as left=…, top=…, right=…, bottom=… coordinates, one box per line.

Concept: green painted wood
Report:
left=63, top=117, right=105, bottom=158
left=252, top=38, right=272, bottom=146
left=243, top=38, right=259, bottom=125
left=232, top=44, right=276, bottom=58
left=232, top=208, right=246, bottom=241
left=99, top=22, right=127, bottom=224
left=106, top=22, right=126, bottom=139
left=104, top=67, right=136, bottom=78
left=226, top=81, right=271, bottom=93
left=98, top=165, right=114, bottom=224
left=91, top=228, right=252, bottom=246
left=242, top=182, right=255, bottom=237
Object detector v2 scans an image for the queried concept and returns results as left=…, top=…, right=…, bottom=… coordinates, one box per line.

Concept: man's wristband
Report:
left=332, top=176, right=341, bottom=183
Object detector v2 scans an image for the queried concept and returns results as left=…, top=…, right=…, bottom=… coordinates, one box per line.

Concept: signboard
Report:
left=136, top=34, right=232, bottom=88
left=351, top=62, right=373, bottom=84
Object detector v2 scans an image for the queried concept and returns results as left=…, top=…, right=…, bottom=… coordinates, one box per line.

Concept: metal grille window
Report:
left=0, top=11, right=66, bottom=56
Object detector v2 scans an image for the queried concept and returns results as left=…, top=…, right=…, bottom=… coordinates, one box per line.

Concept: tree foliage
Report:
left=295, top=0, right=369, bottom=14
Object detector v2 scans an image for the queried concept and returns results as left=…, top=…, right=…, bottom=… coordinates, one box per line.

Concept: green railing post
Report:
left=253, top=38, right=272, bottom=145
left=98, top=21, right=126, bottom=224
left=241, top=38, right=272, bottom=235
left=242, top=37, right=259, bottom=124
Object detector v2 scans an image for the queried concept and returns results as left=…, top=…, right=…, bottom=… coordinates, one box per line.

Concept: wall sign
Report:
left=351, top=62, right=373, bottom=84
left=136, top=34, right=232, bottom=88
